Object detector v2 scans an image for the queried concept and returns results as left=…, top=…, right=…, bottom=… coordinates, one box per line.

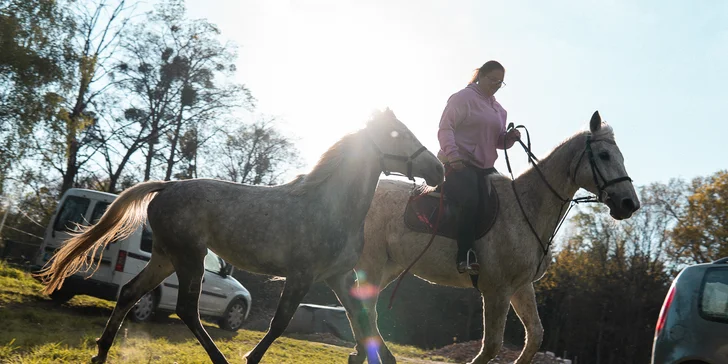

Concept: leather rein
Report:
left=503, top=123, right=633, bottom=278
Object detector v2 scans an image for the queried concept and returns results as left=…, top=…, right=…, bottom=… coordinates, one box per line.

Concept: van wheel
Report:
left=130, top=291, right=156, bottom=323
left=49, top=289, right=75, bottom=304
left=219, top=298, right=247, bottom=332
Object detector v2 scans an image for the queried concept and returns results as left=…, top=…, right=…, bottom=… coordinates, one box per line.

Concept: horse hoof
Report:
left=91, top=355, right=106, bottom=364
left=347, top=352, right=365, bottom=364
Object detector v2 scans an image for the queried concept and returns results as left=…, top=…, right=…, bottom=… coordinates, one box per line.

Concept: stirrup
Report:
left=466, top=249, right=480, bottom=276
left=457, top=249, right=480, bottom=275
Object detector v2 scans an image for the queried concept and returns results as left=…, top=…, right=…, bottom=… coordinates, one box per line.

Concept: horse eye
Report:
left=599, top=151, right=610, bottom=161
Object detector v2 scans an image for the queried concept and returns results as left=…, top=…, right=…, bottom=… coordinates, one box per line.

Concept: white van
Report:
left=33, top=188, right=252, bottom=331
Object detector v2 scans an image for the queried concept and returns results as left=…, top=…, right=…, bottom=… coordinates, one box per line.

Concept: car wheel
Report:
left=129, top=291, right=156, bottom=323
left=219, top=298, right=247, bottom=332
left=49, top=289, right=75, bottom=304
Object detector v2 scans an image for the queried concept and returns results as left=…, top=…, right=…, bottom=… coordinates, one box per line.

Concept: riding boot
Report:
left=456, top=215, right=479, bottom=275
left=441, top=163, right=480, bottom=275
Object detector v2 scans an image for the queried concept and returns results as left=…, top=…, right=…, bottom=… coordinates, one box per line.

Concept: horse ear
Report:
left=590, top=111, right=602, bottom=133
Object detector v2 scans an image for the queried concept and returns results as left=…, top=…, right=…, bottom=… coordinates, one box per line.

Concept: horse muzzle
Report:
left=605, top=193, right=640, bottom=220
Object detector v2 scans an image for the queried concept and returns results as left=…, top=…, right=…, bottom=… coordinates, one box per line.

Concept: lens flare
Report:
left=365, top=337, right=381, bottom=364
left=349, top=282, right=379, bottom=300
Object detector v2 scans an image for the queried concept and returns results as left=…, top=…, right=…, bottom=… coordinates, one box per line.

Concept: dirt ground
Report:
left=295, top=332, right=570, bottom=364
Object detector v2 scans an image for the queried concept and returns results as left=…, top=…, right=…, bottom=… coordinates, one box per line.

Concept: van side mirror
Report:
left=220, top=262, right=234, bottom=277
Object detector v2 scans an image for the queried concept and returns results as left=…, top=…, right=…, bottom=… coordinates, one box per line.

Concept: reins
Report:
left=503, top=123, right=631, bottom=279
left=387, top=122, right=633, bottom=308
left=387, top=168, right=451, bottom=309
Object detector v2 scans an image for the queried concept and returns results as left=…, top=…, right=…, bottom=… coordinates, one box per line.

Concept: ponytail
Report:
left=468, top=69, right=480, bottom=85
left=468, top=60, right=505, bottom=85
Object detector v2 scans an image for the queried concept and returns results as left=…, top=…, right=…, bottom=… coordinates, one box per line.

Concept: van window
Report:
left=700, top=268, right=728, bottom=323
left=90, top=202, right=111, bottom=225
left=140, top=225, right=153, bottom=253
left=53, top=196, right=90, bottom=232
left=204, top=251, right=223, bottom=275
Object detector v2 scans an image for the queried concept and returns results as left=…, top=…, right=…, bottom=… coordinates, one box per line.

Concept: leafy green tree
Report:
left=30, top=0, right=135, bottom=196
left=0, top=0, right=71, bottom=195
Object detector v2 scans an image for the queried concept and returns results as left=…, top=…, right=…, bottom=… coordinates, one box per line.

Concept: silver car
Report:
left=651, top=257, right=728, bottom=364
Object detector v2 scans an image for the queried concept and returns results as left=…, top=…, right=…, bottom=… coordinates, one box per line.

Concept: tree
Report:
left=670, top=170, right=728, bottom=264
left=30, top=0, right=135, bottom=196
left=108, top=0, right=253, bottom=185
left=216, top=119, right=302, bottom=185
left=0, top=170, right=60, bottom=244
left=536, top=181, right=681, bottom=364
left=0, top=0, right=71, bottom=195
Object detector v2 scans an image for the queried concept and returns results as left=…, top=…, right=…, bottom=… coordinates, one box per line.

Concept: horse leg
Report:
left=327, top=265, right=399, bottom=364
left=510, top=283, right=544, bottom=364
left=245, top=274, right=313, bottom=364
left=91, top=252, right=174, bottom=364
left=468, top=292, right=511, bottom=364
left=173, top=249, right=229, bottom=364
left=326, top=270, right=370, bottom=364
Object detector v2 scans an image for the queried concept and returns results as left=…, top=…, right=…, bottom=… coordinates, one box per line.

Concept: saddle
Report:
left=403, top=175, right=499, bottom=240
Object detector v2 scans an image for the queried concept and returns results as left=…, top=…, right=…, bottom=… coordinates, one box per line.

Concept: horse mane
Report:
left=552, top=122, right=615, bottom=155
left=514, top=122, right=615, bottom=179
left=591, top=122, right=615, bottom=141
left=288, top=108, right=396, bottom=195
left=288, top=132, right=360, bottom=195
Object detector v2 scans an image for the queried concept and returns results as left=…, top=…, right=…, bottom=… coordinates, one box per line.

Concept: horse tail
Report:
left=36, top=181, right=168, bottom=295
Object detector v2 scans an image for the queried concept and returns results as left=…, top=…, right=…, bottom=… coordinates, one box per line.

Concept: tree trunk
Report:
left=107, top=141, right=141, bottom=193
left=143, top=121, right=160, bottom=181
left=595, top=303, right=607, bottom=364
left=60, top=139, right=79, bottom=195
left=164, top=106, right=185, bottom=181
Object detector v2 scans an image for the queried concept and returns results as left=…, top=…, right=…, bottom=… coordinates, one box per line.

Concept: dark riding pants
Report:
left=442, top=164, right=498, bottom=264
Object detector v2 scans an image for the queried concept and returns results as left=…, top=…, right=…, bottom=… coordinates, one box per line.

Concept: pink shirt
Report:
left=437, top=83, right=515, bottom=169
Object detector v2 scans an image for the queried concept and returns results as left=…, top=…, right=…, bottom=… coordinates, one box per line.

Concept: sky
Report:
left=184, top=0, right=728, bottom=187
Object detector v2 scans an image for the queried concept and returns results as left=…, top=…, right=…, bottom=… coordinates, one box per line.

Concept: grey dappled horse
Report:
left=37, top=109, right=445, bottom=364
left=331, top=111, right=640, bottom=364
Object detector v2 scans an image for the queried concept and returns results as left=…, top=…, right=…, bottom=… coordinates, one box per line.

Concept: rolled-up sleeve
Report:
left=437, top=93, right=468, bottom=161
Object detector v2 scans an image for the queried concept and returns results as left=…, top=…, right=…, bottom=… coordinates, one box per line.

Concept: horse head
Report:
left=572, top=111, right=640, bottom=219
left=365, top=108, right=445, bottom=187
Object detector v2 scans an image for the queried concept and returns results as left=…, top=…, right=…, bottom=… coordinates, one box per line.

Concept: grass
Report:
left=0, top=260, right=452, bottom=363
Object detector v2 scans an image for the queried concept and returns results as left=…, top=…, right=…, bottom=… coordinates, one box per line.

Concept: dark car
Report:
left=651, top=257, right=728, bottom=364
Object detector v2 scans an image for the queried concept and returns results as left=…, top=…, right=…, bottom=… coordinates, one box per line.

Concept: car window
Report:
left=53, top=196, right=90, bottom=232
left=90, top=201, right=111, bottom=225
left=204, top=251, right=223, bottom=275
left=140, top=224, right=153, bottom=253
left=700, top=268, right=728, bottom=323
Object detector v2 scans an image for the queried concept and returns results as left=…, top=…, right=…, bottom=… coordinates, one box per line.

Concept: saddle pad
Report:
left=403, top=178, right=499, bottom=240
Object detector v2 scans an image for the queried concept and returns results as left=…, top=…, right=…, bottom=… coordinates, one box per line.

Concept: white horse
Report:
left=328, top=111, right=640, bottom=364
left=36, top=109, right=445, bottom=364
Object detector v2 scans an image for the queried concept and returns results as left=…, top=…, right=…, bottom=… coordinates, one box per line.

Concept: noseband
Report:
left=366, top=131, right=429, bottom=182
left=573, top=135, right=633, bottom=202
left=504, top=124, right=634, bottom=280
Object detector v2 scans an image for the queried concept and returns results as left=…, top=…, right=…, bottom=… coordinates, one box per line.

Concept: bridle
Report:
left=366, top=129, right=429, bottom=182
left=572, top=135, right=634, bottom=203
left=504, top=123, right=633, bottom=278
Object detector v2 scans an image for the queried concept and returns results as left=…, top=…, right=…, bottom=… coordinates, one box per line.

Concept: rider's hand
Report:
left=506, top=129, right=521, bottom=142
left=449, top=160, right=466, bottom=171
